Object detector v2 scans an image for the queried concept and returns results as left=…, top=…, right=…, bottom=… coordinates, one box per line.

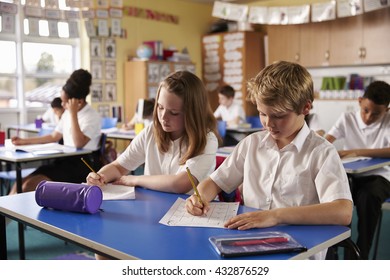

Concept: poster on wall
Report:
left=91, top=60, right=103, bottom=80
left=98, top=104, right=110, bottom=117
left=337, top=0, right=363, bottom=17
left=363, top=0, right=390, bottom=12
left=311, top=1, right=336, bottom=22
left=91, top=83, right=103, bottom=102
left=105, top=38, right=116, bottom=58
left=104, top=83, right=117, bottom=102
left=105, top=61, right=116, bottom=80
left=90, top=39, right=102, bottom=58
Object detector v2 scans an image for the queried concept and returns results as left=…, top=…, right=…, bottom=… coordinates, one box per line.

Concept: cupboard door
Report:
left=300, top=21, right=331, bottom=67
left=267, top=25, right=301, bottom=64
left=362, top=8, right=390, bottom=64
left=329, top=15, right=363, bottom=65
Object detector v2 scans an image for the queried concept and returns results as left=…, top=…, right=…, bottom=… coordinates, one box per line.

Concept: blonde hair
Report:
left=153, top=71, right=218, bottom=165
left=247, top=61, right=313, bottom=114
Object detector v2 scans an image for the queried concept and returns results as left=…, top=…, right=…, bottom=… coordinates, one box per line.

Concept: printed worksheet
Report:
left=159, top=198, right=239, bottom=228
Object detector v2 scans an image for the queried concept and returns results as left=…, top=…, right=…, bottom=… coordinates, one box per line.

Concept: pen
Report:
left=186, top=167, right=203, bottom=206
left=221, top=237, right=289, bottom=246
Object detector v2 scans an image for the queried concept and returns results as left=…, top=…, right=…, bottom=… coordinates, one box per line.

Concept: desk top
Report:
left=343, top=157, right=390, bottom=174
left=101, top=128, right=136, bottom=140
left=0, top=188, right=350, bottom=260
left=0, top=144, right=92, bottom=163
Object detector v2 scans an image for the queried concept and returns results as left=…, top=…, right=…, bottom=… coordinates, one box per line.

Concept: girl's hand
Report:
left=86, top=172, right=106, bottom=187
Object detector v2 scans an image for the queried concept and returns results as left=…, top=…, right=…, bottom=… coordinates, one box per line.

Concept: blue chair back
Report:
left=246, top=116, right=262, bottom=128
left=101, top=117, right=118, bottom=129
left=217, top=120, right=227, bottom=138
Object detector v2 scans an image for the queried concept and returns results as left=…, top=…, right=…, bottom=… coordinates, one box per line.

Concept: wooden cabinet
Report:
left=268, top=25, right=301, bottom=64
left=201, top=31, right=265, bottom=117
left=268, top=7, right=390, bottom=67
left=124, top=61, right=195, bottom=120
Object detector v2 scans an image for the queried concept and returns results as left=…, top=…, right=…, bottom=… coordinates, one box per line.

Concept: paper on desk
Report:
left=159, top=198, right=239, bottom=228
left=341, top=156, right=371, bottom=164
left=100, top=184, right=135, bottom=200
left=11, top=143, right=77, bottom=154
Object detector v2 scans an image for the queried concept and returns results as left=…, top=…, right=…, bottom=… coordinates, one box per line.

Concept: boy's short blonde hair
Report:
left=247, top=61, right=313, bottom=114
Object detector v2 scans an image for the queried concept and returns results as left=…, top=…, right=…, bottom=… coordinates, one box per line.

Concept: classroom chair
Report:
left=372, top=197, right=390, bottom=259
left=246, top=116, right=262, bottom=128
left=101, top=117, right=118, bottom=129
left=217, top=120, right=227, bottom=138
left=0, top=167, right=37, bottom=195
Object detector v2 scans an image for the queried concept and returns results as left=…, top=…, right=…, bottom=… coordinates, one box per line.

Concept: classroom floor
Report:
left=4, top=207, right=390, bottom=260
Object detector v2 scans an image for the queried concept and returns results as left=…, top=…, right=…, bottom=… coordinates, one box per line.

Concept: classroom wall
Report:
left=85, top=0, right=214, bottom=120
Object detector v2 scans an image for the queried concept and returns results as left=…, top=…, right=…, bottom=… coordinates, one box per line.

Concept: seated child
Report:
left=186, top=61, right=353, bottom=260
left=325, top=80, right=390, bottom=259
left=122, top=98, right=155, bottom=130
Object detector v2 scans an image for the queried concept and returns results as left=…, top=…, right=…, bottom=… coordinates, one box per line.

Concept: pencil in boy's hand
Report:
left=186, top=167, right=203, bottom=206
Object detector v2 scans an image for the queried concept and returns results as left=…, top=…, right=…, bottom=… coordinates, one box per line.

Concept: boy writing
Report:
left=325, top=80, right=390, bottom=259
left=186, top=61, right=353, bottom=259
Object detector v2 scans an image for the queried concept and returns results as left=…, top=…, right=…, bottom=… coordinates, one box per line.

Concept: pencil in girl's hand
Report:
left=186, top=167, right=204, bottom=206
left=81, top=157, right=96, bottom=173
left=81, top=157, right=105, bottom=184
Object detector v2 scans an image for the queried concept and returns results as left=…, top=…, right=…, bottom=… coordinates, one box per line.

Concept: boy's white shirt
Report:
left=214, top=101, right=246, bottom=125
left=211, top=122, right=352, bottom=210
left=327, top=110, right=390, bottom=181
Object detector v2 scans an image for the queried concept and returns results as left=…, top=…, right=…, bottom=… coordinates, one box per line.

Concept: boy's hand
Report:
left=224, top=210, right=278, bottom=230
left=186, top=194, right=209, bottom=216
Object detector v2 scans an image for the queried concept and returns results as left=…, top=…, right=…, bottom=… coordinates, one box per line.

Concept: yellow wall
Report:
left=85, top=0, right=213, bottom=121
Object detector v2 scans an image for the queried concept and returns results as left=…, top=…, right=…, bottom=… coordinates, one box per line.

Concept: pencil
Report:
left=186, top=167, right=203, bottom=206
left=81, top=157, right=96, bottom=173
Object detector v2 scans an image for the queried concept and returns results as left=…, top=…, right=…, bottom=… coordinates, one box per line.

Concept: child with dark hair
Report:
left=10, top=69, right=102, bottom=194
left=122, top=98, right=156, bottom=130
left=41, top=97, right=65, bottom=125
left=325, top=80, right=390, bottom=259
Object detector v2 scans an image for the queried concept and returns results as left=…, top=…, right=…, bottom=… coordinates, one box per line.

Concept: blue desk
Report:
left=343, top=157, right=390, bottom=174
left=7, top=123, right=55, bottom=138
left=0, top=188, right=350, bottom=260
left=0, top=146, right=93, bottom=259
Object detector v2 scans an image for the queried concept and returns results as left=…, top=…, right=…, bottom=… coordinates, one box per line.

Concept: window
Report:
left=0, top=1, right=80, bottom=109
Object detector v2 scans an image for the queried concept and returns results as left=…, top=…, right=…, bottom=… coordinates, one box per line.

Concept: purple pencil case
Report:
left=35, top=181, right=102, bottom=214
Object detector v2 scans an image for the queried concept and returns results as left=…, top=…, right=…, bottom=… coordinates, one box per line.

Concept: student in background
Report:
left=122, top=98, right=155, bottom=130
left=87, top=70, right=219, bottom=194
left=41, top=97, right=65, bottom=125
left=325, top=80, right=390, bottom=259
left=186, top=61, right=353, bottom=260
left=214, top=85, right=246, bottom=145
left=305, top=105, right=325, bottom=136
left=9, top=69, right=102, bottom=194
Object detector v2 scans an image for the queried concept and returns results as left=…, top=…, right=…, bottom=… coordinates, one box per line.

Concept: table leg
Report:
left=0, top=214, right=7, bottom=259
left=16, top=163, right=26, bottom=260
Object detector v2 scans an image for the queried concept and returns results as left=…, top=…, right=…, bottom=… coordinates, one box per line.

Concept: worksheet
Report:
left=159, top=198, right=239, bottom=228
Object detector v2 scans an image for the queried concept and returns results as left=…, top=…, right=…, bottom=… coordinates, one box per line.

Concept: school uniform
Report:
left=210, top=122, right=353, bottom=259
left=117, top=124, right=218, bottom=184
left=214, top=102, right=246, bottom=145
left=328, top=110, right=390, bottom=259
left=31, top=104, right=102, bottom=183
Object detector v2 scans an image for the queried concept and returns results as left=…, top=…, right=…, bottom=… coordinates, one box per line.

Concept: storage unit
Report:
left=268, top=7, right=390, bottom=67
left=201, top=31, right=265, bottom=116
left=123, top=60, right=195, bottom=120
